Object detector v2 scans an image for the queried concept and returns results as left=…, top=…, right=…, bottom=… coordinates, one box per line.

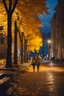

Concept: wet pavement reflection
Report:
left=16, top=61, right=64, bottom=96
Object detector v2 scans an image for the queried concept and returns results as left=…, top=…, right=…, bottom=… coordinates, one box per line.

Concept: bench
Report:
left=0, top=70, right=18, bottom=96
left=0, top=77, right=11, bottom=96
left=0, top=72, right=4, bottom=79
left=5, top=85, right=17, bottom=96
left=0, top=71, right=18, bottom=82
left=0, top=67, right=18, bottom=71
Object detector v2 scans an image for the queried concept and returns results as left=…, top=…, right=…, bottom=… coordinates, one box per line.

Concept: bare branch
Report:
left=11, top=0, right=18, bottom=13
left=2, top=0, right=8, bottom=13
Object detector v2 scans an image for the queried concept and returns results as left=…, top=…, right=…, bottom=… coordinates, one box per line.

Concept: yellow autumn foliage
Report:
left=27, top=35, right=42, bottom=52
left=0, top=0, right=48, bottom=52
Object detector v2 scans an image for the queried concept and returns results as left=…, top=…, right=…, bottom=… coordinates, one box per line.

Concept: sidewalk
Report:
left=0, top=60, right=64, bottom=96
left=0, top=60, right=31, bottom=73
left=18, top=62, right=31, bottom=73
left=14, top=63, right=64, bottom=96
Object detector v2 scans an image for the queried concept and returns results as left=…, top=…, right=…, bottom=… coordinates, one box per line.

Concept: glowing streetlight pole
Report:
left=47, top=40, right=51, bottom=60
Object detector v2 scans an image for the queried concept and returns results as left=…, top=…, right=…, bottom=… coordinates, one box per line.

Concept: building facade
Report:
left=50, top=0, right=64, bottom=60
left=0, top=32, right=21, bottom=60
left=0, top=33, right=7, bottom=59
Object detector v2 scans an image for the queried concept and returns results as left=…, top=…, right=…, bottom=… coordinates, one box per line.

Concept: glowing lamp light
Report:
left=47, top=40, right=51, bottom=44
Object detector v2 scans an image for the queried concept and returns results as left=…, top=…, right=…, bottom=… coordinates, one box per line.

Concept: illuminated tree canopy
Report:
left=0, top=0, right=48, bottom=52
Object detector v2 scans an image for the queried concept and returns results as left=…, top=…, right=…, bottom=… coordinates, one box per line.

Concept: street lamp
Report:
left=47, top=40, right=51, bottom=44
left=47, top=40, right=51, bottom=60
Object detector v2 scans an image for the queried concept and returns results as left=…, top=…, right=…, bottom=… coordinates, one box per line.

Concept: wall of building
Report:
left=0, top=34, right=7, bottom=59
left=50, top=1, right=64, bottom=60
left=50, top=15, right=56, bottom=59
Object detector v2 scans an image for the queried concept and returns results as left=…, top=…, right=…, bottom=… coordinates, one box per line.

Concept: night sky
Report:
left=38, top=0, right=58, bottom=33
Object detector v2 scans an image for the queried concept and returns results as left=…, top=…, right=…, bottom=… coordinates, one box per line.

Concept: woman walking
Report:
left=32, top=56, right=36, bottom=72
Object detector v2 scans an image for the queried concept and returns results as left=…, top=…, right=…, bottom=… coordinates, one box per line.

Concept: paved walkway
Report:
left=0, top=60, right=64, bottom=96
left=15, top=62, right=64, bottom=96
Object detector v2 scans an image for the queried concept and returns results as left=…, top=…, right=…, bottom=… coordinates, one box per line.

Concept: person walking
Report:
left=31, top=56, right=36, bottom=72
left=36, top=54, right=41, bottom=72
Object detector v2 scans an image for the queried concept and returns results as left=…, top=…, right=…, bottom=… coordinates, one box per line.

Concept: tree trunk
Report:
left=24, top=39, right=28, bottom=62
left=21, top=32, right=24, bottom=63
left=6, top=14, right=12, bottom=68
left=2, top=0, right=18, bottom=68
left=14, top=21, right=18, bottom=64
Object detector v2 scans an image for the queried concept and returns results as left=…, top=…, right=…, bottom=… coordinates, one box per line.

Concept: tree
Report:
left=21, top=32, right=24, bottom=63
left=16, top=11, right=43, bottom=52
left=0, top=0, right=48, bottom=35
left=16, top=0, right=48, bottom=32
left=24, top=39, right=28, bottom=62
left=14, top=21, right=18, bottom=65
left=2, top=0, right=18, bottom=68
left=27, top=34, right=43, bottom=52
left=0, top=0, right=48, bottom=58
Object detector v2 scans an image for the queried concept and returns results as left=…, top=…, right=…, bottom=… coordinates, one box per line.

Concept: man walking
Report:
left=36, top=54, right=41, bottom=72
